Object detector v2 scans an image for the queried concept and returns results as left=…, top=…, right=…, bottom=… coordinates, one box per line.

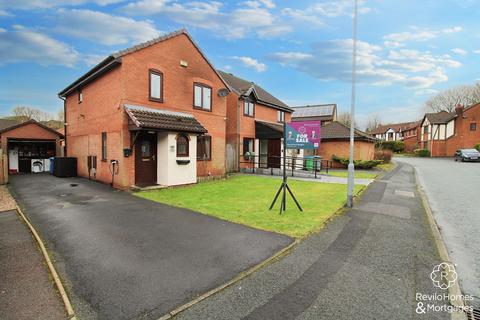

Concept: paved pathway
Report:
left=8, top=174, right=292, bottom=320
left=0, top=210, right=65, bottom=320
left=396, top=156, right=480, bottom=308
left=176, top=162, right=452, bottom=319
left=248, top=173, right=374, bottom=186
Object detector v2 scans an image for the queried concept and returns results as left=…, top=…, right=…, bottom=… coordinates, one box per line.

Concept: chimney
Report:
left=455, top=104, right=464, bottom=115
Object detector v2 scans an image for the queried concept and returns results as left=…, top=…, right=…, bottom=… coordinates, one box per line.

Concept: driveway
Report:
left=8, top=174, right=292, bottom=320
left=395, top=157, right=480, bottom=306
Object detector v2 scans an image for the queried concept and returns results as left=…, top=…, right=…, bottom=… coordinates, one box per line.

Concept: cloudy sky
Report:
left=1, top=0, right=479, bottom=128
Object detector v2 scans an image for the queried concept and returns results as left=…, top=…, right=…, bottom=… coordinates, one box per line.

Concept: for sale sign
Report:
left=285, top=121, right=321, bottom=149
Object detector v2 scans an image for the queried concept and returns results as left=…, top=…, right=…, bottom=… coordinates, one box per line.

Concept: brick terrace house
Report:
left=371, top=122, right=417, bottom=142
left=59, top=29, right=231, bottom=189
left=420, top=103, right=480, bottom=156
left=218, top=71, right=293, bottom=172
left=399, top=121, right=421, bottom=152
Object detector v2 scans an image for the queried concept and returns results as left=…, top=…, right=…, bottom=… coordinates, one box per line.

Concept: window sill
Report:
left=149, top=97, right=164, bottom=103
left=193, top=106, right=212, bottom=112
left=243, top=114, right=255, bottom=118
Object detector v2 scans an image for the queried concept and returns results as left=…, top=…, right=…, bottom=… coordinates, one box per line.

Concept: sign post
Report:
left=269, top=121, right=321, bottom=213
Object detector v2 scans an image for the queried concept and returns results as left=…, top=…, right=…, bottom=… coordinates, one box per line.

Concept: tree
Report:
left=337, top=111, right=358, bottom=128
left=12, top=106, right=53, bottom=122
left=57, top=109, right=64, bottom=121
left=424, top=82, right=480, bottom=113
left=365, top=114, right=382, bottom=133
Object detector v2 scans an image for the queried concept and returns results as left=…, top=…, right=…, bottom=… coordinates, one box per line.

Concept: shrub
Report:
left=332, top=155, right=383, bottom=169
left=374, top=149, right=392, bottom=163
left=375, top=140, right=405, bottom=153
left=475, top=143, right=480, bottom=151
left=414, top=149, right=430, bottom=157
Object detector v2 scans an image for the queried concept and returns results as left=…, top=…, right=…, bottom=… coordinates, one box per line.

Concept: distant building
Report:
left=371, top=122, right=418, bottom=142
left=291, top=104, right=337, bottom=125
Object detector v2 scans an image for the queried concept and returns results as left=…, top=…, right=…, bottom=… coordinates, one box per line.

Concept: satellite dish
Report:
left=218, top=88, right=229, bottom=97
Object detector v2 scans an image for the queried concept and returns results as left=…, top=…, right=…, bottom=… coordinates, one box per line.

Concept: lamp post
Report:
left=347, top=0, right=358, bottom=208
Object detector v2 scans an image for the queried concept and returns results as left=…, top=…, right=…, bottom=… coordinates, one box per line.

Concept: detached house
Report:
left=219, top=71, right=293, bottom=172
left=59, top=29, right=230, bottom=189
left=420, top=103, right=480, bottom=156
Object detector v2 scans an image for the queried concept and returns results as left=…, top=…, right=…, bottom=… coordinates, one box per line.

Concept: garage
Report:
left=0, top=120, right=63, bottom=182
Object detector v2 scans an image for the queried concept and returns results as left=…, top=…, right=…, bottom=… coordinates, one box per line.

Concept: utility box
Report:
left=53, top=157, right=77, bottom=178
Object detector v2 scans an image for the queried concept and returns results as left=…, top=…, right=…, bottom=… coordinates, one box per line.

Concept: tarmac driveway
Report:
left=8, top=174, right=292, bottom=320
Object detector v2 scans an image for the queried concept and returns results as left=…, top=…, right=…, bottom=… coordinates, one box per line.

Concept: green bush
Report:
left=374, top=149, right=392, bottom=163
left=414, top=149, right=430, bottom=157
left=375, top=140, right=405, bottom=153
left=332, top=155, right=383, bottom=169
left=475, top=143, right=480, bottom=151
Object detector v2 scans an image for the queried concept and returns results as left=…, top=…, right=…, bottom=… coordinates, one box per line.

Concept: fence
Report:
left=240, top=154, right=332, bottom=179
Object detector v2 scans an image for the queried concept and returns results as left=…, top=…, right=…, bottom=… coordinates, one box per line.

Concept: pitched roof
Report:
left=370, top=121, right=418, bottom=135
left=59, top=29, right=229, bottom=97
left=424, top=111, right=456, bottom=124
left=321, top=121, right=375, bottom=141
left=0, top=118, right=21, bottom=131
left=292, top=104, right=336, bottom=119
left=125, top=105, right=207, bottom=134
left=217, top=70, right=292, bottom=112
left=0, top=119, right=64, bottom=137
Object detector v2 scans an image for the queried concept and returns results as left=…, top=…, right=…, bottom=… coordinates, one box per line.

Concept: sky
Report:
left=1, top=0, right=479, bottom=129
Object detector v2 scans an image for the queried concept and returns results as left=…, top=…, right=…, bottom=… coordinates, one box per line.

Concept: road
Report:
left=175, top=162, right=450, bottom=319
left=396, top=156, right=480, bottom=307
left=8, top=174, right=292, bottom=320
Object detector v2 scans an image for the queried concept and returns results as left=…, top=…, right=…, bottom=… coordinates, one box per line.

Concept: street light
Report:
left=347, top=0, right=358, bottom=208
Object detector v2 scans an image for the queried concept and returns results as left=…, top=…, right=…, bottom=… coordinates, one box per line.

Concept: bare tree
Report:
left=365, top=114, right=382, bottom=133
left=337, top=111, right=358, bottom=128
left=57, top=109, right=64, bottom=121
left=424, top=82, right=480, bottom=113
left=12, top=106, right=53, bottom=122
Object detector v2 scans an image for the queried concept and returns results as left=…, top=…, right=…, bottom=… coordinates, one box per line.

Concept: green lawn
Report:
left=136, top=175, right=363, bottom=238
left=326, top=171, right=378, bottom=179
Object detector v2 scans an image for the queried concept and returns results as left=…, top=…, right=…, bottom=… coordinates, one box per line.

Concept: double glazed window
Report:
left=194, top=83, right=212, bottom=110
left=101, top=132, right=107, bottom=161
left=176, top=134, right=189, bottom=157
left=243, top=138, right=254, bottom=156
left=277, top=110, right=285, bottom=123
left=244, top=101, right=254, bottom=117
left=78, top=89, right=83, bottom=103
left=197, top=135, right=211, bottom=160
left=470, top=123, right=477, bottom=131
left=149, top=69, right=163, bottom=101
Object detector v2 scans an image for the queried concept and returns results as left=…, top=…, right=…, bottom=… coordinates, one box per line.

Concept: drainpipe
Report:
left=59, top=95, right=67, bottom=157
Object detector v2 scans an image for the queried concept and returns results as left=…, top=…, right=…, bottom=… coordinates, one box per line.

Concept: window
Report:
left=244, top=101, right=254, bottom=117
left=193, top=83, right=212, bottom=110
left=197, top=135, right=211, bottom=160
left=101, top=132, right=107, bottom=161
left=176, top=134, right=189, bottom=157
left=78, top=89, right=83, bottom=103
left=423, top=126, right=429, bottom=134
left=243, top=138, right=254, bottom=156
left=149, top=69, right=163, bottom=101
left=277, top=111, right=285, bottom=123
left=470, top=123, right=477, bottom=131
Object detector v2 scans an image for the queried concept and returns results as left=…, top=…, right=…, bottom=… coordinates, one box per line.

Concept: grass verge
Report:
left=136, top=175, right=362, bottom=238
left=325, top=171, right=378, bottom=179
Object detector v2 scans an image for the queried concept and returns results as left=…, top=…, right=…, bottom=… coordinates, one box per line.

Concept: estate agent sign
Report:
left=285, top=121, right=321, bottom=149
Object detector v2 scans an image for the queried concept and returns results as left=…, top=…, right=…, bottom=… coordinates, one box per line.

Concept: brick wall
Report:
left=318, top=140, right=375, bottom=168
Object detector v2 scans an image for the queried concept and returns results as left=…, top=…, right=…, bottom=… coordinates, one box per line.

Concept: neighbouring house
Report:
left=292, top=104, right=337, bottom=126
left=316, top=121, right=376, bottom=168
left=420, top=103, right=480, bottom=156
left=371, top=122, right=417, bottom=141
left=399, top=121, right=421, bottom=152
left=58, top=29, right=231, bottom=189
left=0, top=119, right=64, bottom=184
left=218, top=70, right=293, bottom=172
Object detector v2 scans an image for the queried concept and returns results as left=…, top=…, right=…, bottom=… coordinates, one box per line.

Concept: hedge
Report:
left=332, top=155, right=383, bottom=169
left=375, top=140, right=405, bottom=153
left=414, top=149, right=430, bottom=157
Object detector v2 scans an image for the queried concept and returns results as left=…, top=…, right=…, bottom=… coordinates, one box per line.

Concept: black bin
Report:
left=53, top=157, right=77, bottom=178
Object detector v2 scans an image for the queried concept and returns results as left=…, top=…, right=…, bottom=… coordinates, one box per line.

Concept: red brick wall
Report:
left=444, top=104, right=480, bottom=156
left=318, top=140, right=375, bottom=168
left=65, top=33, right=228, bottom=188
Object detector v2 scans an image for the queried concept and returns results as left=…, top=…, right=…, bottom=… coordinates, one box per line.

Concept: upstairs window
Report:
left=277, top=110, right=285, bottom=123
left=244, top=101, right=254, bottom=117
left=197, top=135, right=211, bottom=160
left=194, top=83, right=212, bottom=110
left=176, top=134, right=189, bottom=157
left=470, top=123, right=477, bottom=131
left=149, top=69, right=163, bottom=101
left=78, top=89, right=83, bottom=103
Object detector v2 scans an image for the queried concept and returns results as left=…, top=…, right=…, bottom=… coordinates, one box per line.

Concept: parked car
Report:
left=454, top=149, right=480, bottom=162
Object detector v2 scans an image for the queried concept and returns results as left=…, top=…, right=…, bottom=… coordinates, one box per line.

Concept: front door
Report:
left=268, top=139, right=281, bottom=168
left=135, top=132, right=157, bottom=186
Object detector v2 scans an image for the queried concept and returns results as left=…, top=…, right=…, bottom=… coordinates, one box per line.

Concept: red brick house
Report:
left=59, top=29, right=230, bottom=189
left=399, top=121, right=421, bottom=152
left=0, top=119, right=64, bottom=183
left=371, top=122, right=418, bottom=142
left=420, top=103, right=480, bottom=156
left=219, top=71, right=293, bottom=172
